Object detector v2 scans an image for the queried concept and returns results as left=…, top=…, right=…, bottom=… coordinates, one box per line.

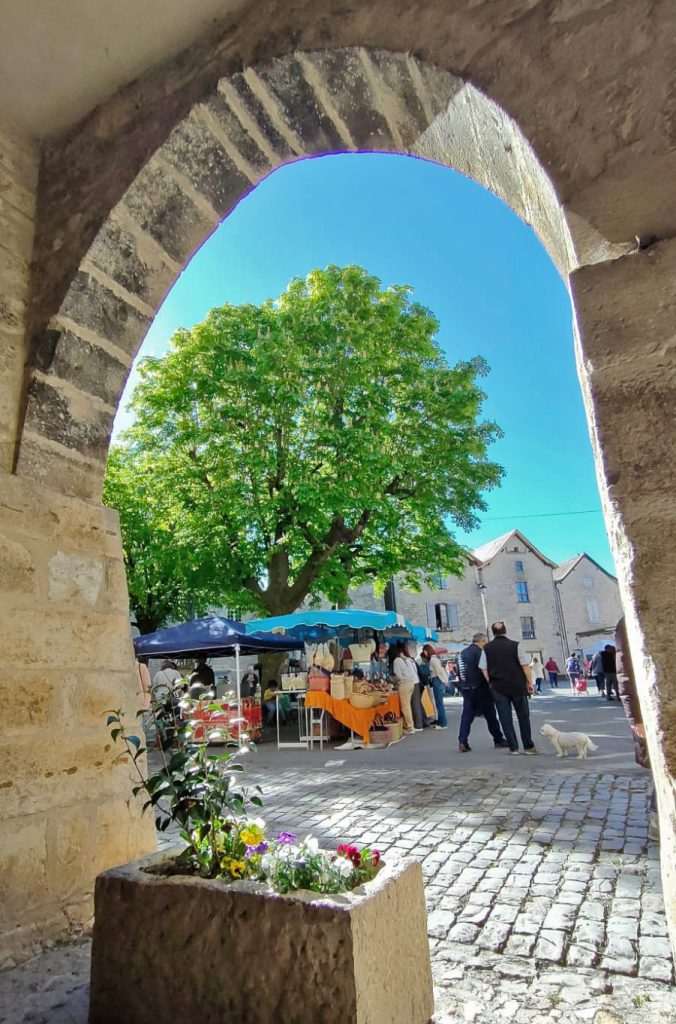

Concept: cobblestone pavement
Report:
left=3, top=759, right=676, bottom=1023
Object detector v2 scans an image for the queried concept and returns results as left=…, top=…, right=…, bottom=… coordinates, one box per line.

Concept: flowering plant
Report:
left=106, top=705, right=380, bottom=892
left=260, top=834, right=381, bottom=894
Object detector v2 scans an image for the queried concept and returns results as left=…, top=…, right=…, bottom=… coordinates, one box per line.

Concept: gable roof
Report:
left=473, top=529, right=557, bottom=568
left=554, top=552, right=618, bottom=583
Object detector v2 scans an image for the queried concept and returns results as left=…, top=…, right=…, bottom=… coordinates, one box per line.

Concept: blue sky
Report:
left=113, top=152, right=616, bottom=573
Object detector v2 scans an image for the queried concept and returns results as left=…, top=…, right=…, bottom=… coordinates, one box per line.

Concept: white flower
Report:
left=336, top=858, right=354, bottom=878
left=303, top=835, right=319, bottom=853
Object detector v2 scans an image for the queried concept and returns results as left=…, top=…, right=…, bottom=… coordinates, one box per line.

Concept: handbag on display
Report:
left=308, top=669, right=330, bottom=692
left=421, top=686, right=436, bottom=720
left=330, top=673, right=346, bottom=699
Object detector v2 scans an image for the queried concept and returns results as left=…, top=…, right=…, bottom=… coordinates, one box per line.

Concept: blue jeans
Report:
left=430, top=677, right=448, bottom=727
left=458, top=686, right=505, bottom=745
left=548, top=671, right=558, bottom=687
left=491, top=691, right=534, bottom=751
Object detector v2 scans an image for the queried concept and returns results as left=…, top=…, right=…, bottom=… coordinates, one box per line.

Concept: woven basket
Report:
left=330, top=674, right=346, bottom=700
left=349, top=692, right=388, bottom=709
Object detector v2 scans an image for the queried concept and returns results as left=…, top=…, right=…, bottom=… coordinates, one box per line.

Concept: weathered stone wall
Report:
left=0, top=116, right=36, bottom=472
left=0, top=472, right=156, bottom=966
left=556, top=557, right=623, bottom=654
left=571, top=240, right=676, bottom=953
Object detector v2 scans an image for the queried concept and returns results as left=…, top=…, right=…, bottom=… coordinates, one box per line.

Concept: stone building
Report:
left=554, top=553, right=624, bottom=655
left=0, top=0, right=675, bottom=968
left=346, top=530, right=620, bottom=666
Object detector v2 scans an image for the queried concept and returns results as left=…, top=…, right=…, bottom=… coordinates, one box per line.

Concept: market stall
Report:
left=246, top=609, right=436, bottom=749
left=134, top=615, right=298, bottom=746
left=304, top=689, right=401, bottom=745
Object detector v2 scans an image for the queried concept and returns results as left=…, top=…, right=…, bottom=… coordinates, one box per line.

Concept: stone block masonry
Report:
left=0, top=473, right=156, bottom=967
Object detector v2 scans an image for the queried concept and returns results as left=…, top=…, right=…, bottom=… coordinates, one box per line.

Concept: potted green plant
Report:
left=88, top=704, right=434, bottom=1024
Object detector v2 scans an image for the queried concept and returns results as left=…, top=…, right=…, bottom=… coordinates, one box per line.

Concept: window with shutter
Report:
left=434, top=603, right=450, bottom=630
left=586, top=599, right=600, bottom=622
left=448, top=603, right=460, bottom=631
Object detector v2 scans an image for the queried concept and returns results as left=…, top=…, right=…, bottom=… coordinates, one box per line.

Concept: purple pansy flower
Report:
left=276, top=831, right=297, bottom=845
left=245, top=840, right=269, bottom=859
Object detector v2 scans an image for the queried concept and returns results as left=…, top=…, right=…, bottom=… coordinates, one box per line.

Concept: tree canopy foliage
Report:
left=106, top=265, right=502, bottom=629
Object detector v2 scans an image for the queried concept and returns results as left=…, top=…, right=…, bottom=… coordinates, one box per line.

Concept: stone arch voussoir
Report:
left=16, top=46, right=596, bottom=503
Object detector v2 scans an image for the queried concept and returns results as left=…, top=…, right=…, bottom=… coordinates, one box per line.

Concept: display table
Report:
left=191, top=698, right=262, bottom=743
left=305, top=690, right=401, bottom=744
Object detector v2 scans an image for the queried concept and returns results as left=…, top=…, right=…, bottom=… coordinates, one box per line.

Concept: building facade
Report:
left=554, top=554, right=624, bottom=654
left=346, top=530, right=620, bottom=665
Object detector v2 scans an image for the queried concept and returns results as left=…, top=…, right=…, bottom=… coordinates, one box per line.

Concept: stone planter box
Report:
left=89, top=848, right=434, bottom=1024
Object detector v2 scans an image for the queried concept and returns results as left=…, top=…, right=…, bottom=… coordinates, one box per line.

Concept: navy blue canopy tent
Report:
left=133, top=614, right=299, bottom=659
left=134, top=616, right=299, bottom=748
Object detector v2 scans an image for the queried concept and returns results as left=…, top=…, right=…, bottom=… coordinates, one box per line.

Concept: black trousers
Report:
left=458, top=686, right=505, bottom=745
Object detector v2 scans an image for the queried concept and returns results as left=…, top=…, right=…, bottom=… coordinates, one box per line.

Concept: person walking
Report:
left=457, top=632, right=508, bottom=752
left=530, top=654, right=545, bottom=694
left=392, top=643, right=421, bottom=734
left=601, top=643, right=619, bottom=701
left=421, top=645, right=448, bottom=729
left=590, top=650, right=605, bottom=694
left=566, top=652, right=582, bottom=694
left=480, top=621, right=537, bottom=755
left=545, top=656, right=559, bottom=688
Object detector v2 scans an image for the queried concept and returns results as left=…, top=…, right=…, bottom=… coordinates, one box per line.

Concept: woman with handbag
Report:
left=392, top=643, right=420, bottom=734
left=421, top=645, right=448, bottom=729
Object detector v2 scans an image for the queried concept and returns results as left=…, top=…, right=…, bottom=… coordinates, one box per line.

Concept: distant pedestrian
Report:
left=263, top=681, right=287, bottom=726
left=615, top=618, right=658, bottom=842
left=421, top=645, right=448, bottom=729
left=457, top=632, right=508, bottom=752
left=545, top=657, right=559, bottom=688
left=152, top=659, right=183, bottom=702
left=480, top=622, right=537, bottom=755
left=530, top=654, right=545, bottom=694
left=566, top=653, right=582, bottom=693
left=601, top=644, right=619, bottom=701
left=392, top=643, right=420, bottom=734
left=590, top=650, right=605, bottom=694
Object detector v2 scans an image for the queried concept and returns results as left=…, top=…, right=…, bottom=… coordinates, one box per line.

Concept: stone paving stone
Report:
left=448, top=921, right=480, bottom=943
left=638, top=956, right=674, bottom=983
left=534, top=929, right=566, bottom=962
left=639, top=935, right=672, bottom=958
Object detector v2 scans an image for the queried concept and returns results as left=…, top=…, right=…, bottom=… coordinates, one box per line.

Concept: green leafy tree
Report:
left=106, top=265, right=502, bottom=624
left=103, top=446, right=210, bottom=633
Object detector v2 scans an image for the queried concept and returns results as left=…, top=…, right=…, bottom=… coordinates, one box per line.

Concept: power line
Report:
left=483, top=509, right=602, bottom=521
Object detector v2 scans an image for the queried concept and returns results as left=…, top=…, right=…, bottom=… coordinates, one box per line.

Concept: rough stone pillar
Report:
left=0, top=118, right=155, bottom=966
left=0, top=472, right=157, bottom=966
left=571, top=238, right=676, bottom=954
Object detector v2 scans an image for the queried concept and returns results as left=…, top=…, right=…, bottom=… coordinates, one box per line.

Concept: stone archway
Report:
left=0, top=6, right=674, bottom=967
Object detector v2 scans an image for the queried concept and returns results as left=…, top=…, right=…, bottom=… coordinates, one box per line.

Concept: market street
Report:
left=3, top=692, right=675, bottom=1024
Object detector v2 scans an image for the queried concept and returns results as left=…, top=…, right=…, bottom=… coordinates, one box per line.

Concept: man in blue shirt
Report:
left=457, top=632, right=508, bottom=753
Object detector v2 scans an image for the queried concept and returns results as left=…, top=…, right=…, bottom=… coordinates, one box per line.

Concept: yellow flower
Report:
left=230, top=860, right=246, bottom=879
left=240, top=824, right=264, bottom=847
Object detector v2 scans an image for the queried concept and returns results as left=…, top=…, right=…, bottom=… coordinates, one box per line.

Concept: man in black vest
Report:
left=457, top=632, right=508, bottom=753
left=480, top=621, right=538, bottom=755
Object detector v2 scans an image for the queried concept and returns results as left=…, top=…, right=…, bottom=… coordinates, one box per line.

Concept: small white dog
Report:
left=539, top=722, right=599, bottom=759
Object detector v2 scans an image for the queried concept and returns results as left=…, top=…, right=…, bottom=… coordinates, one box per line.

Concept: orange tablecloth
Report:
left=305, top=690, right=401, bottom=744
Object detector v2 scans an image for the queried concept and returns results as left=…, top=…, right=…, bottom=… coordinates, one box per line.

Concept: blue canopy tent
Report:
left=244, top=609, right=438, bottom=643
left=134, top=614, right=299, bottom=659
left=134, top=615, right=299, bottom=747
